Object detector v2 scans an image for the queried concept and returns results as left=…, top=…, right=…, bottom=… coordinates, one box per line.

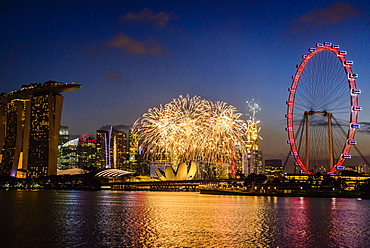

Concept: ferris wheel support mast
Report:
left=304, top=111, right=334, bottom=172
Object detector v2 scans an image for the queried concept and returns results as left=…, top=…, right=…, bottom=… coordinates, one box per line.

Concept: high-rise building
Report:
left=128, top=128, right=150, bottom=175
left=0, top=81, right=80, bottom=178
left=96, top=129, right=109, bottom=169
left=245, top=122, right=263, bottom=175
left=58, top=137, right=78, bottom=170
left=129, top=128, right=139, bottom=162
left=59, top=125, right=69, bottom=145
left=76, top=135, right=97, bottom=169
left=264, top=159, right=283, bottom=178
left=58, top=135, right=96, bottom=170
left=96, top=126, right=127, bottom=170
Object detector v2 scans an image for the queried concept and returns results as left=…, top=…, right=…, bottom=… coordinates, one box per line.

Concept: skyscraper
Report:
left=59, top=125, right=69, bottom=146
left=0, top=81, right=80, bottom=178
left=96, top=129, right=109, bottom=169
left=96, top=126, right=127, bottom=170
left=58, top=135, right=96, bottom=170
left=77, top=135, right=97, bottom=169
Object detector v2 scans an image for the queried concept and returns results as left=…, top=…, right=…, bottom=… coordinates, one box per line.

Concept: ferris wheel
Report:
left=286, top=42, right=361, bottom=174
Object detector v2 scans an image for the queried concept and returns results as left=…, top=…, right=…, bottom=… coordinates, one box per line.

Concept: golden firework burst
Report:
left=134, top=95, right=249, bottom=164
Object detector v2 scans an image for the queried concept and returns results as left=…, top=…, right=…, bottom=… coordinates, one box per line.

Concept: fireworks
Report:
left=245, top=99, right=262, bottom=141
left=246, top=99, right=261, bottom=123
left=134, top=95, right=249, bottom=164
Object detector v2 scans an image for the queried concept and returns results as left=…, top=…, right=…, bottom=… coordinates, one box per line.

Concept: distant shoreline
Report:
left=199, top=189, right=370, bottom=199
left=2, top=187, right=370, bottom=199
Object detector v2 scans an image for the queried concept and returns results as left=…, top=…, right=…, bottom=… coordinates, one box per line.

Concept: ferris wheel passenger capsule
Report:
left=338, top=50, right=347, bottom=55
left=316, top=43, right=324, bottom=47
left=344, top=60, right=353, bottom=65
left=352, top=106, right=362, bottom=111
left=351, top=89, right=361, bottom=94
left=351, top=123, right=360, bottom=129
left=309, top=48, right=316, bottom=52
left=285, top=113, right=292, bottom=119
left=342, top=154, right=351, bottom=159
left=290, top=151, right=298, bottom=156
left=348, top=140, right=357, bottom=145
left=288, top=87, right=296, bottom=93
left=349, top=73, right=358, bottom=79
left=324, top=42, right=332, bottom=46
left=331, top=44, right=340, bottom=49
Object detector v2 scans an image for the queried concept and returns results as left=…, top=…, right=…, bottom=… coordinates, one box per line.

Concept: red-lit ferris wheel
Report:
left=286, top=42, right=361, bottom=174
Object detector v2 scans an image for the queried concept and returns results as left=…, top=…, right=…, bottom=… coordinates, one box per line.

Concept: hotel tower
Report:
left=0, top=81, right=80, bottom=178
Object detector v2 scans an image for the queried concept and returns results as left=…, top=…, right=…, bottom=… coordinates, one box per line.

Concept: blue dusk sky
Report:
left=1, top=0, right=370, bottom=168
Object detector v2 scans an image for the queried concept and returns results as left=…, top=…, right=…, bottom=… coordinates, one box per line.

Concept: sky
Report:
left=1, top=0, right=370, bottom=170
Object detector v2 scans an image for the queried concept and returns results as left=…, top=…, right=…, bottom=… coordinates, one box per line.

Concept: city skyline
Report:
left=1, top=0, right=370, bottom=167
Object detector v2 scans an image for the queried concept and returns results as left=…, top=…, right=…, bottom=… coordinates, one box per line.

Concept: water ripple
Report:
left=1, top=191, right=370, bottom=247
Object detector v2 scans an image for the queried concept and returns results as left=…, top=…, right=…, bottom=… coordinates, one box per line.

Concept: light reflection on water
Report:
left=1, top=190, right=370, bottom=247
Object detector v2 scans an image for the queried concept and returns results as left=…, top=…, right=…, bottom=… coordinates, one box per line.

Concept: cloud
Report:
left=121, top=7, right=176, bottom=27
left=102, top=69, right=123, bottom=81
left=106, top=33, right=164, bottom=55
left=295, top=2, right=360, bottom=25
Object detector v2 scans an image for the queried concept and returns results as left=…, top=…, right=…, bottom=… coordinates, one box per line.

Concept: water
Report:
left=1, top=190, right=370, bottom=247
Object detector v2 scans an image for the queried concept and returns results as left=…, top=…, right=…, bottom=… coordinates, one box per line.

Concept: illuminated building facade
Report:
left=156, top=161, right=197, bottom=180
left=0, top=81, right=80, bottom=178
left=59, top=125, right=69, bottom=145
left=58, top=135, right=97, bottom=170
left=96, top=126, right=127, bottom=169
left=129, top=128, right=149, bottom=175
left=264, top=159, right=283, bottom=178
left=96, top=129, right=109, bottom=169
left=77, top=135, right=97, bottom=169
left=244, top=99, right=263, bottom=176
left=58, top=137, right=78, bottom=169
left=128, top=128, right=139, bottom=163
